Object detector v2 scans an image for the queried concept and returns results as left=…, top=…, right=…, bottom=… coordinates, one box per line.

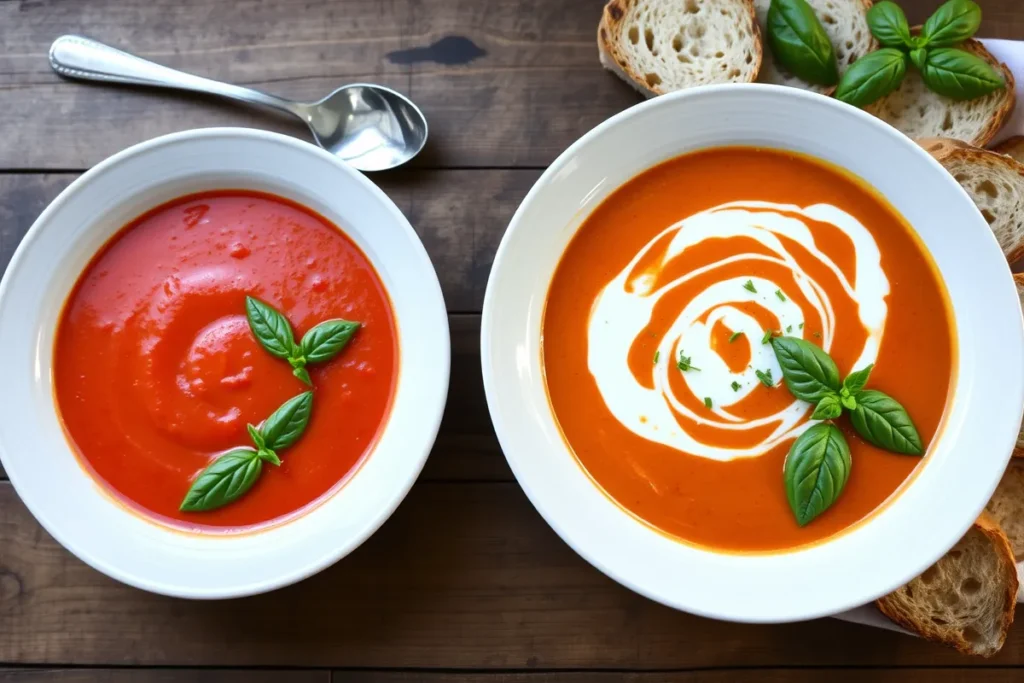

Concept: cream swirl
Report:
left=587, top=201, right=890, bottom=462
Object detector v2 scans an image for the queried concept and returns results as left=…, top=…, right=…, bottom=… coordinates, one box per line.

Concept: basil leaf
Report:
left=770, top=336, right=841, bottom=402
left=921, top=0, right=982, bottom=47
left=766, top=0, right=839, bottom=86
left=835, top=48, right=908, bottom=107
left=247, top=423, right=265, bottom=450
left=257, top=448, right=281, bottom=466
left=921, top=47, right=1005, bottom=101
left=259, top=391, right=313, bottom=451
left=842, top=364, right=874, bottom=394
left=784, top=423, right=851, bottom=526
left=292, top=365, right=312, bottom=386
left=179, top=448, right=262, bottom=512
left=840, top=391, right=857, bottom=411
left=811, top=394, right=842, bottom=421
left=910, top=47, right=928, bottom=71
left=300, top=319, right=361, bottom=364
left=849, top=390, right=924, bottom=455
left=245, top=296, right=295, bottom=359
left=867, top=2, right=912, bottom=48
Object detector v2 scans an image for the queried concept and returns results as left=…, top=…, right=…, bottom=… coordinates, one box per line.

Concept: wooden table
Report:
left=1, top=1, right=1023, bottom=680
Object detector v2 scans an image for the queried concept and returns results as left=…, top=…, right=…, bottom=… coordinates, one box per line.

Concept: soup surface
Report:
left=542, top=147, right=954, bottom=552
left=54, top=191, right=397, bottom=531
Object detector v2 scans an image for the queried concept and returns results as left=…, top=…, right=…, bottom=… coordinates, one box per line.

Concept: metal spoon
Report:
left=48, top=35, right=428, bottom=172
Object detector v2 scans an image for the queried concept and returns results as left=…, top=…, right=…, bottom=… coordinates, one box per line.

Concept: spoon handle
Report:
left=49, top=35, right=307, bottom=119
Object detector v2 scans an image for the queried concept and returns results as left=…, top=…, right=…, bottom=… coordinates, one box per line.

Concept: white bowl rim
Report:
left=481, top=83, right=1024, bottom=622
left=0, top=127, right=450, bottom=598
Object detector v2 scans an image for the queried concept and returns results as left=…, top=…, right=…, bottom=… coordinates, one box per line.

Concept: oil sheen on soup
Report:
left=542, top=147, right=954, bottom=552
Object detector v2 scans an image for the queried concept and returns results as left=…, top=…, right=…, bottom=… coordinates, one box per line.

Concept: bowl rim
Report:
left=0, top=127, right=450, bottom=598
left=481, top=83, right=1024, bottom=622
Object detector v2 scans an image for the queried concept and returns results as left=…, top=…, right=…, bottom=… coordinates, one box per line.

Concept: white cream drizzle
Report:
left=587, top=201, right=889, bottom=462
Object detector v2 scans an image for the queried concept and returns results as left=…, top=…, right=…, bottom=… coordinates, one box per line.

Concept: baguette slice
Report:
left=994, top=136, right=1024, bottom=165
left=877, top=513, right=1018, bottom=657
left=753, top=0, right=875, bottom=94
left=986, top=459, right=1024, bottom=558
left=1017, top=273, right=1024, bottom=458
left=919, top=137, right=1024, bottom=263
left=598, top=0, right=761, bottom=97
left=866, top=39, right=1014, bottom=148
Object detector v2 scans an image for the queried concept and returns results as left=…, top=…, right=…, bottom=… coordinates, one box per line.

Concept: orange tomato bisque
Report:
left=542, top=147, right=955, bottom=553
left=54, top=191, right=397, bottom=531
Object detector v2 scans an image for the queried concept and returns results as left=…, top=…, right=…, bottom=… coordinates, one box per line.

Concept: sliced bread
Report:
left=598, top=0, right=762, bottom=97
left=753, top=0, right=875, bottom=94
left=986, top=458, right=1024, bottom=558
left=994, top=136, right=1024, bottom=165
left=876, top=513, right=1018, bottom=657
left=866, top=39, right=1014, bottom=148
left=919, top=137, right=1024, bottom=263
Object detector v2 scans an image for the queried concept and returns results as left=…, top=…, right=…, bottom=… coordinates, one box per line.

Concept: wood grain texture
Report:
left=0, top=672, right=326, bottom=683
left=4, top=0, right=1021, bottom=169
left=331, top=672, right=1024, bottom=683
left=1, top=479, right=1023, bottom=668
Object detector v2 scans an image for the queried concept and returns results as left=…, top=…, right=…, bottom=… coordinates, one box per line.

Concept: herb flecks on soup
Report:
left=543, top=147, right=954, bottom=553
left=54, top=191, right=398, bottom=531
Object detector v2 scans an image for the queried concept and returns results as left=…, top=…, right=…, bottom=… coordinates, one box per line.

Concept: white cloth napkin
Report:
left=833, top=38, right=1024, bottom=634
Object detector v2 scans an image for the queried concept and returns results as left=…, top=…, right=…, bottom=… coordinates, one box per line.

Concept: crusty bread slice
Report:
left=919, top=137, right=1024, bottom=263
left=994, top=136, right=1024, bottom=165
left=598, top=0, right=761, bottom=97
left=866, top=39, right=1014, bottom=148
left=987, top=459, right=1024, bottom=558
left=753, top=0, right=875, bottom=94
left=876, top=513, right=1018, bottom=657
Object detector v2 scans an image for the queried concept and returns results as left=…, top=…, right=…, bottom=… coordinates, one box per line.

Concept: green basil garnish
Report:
left=770, top=336, right=841, bottom=402
left=835, top=48, right=908, bottom=107
left=301, top=319, right=361, bottom=363
left=245, top=296, right=295, bottom=359
left=811, top=393, right=842, bottom=421
left=842, top=364, right=874, bottom=395
left=766, top=0, right=839, bottom=86
left=910, top=47, right=928, bottom=71
left=921, top=47, right=1005, bottom=101
left=867, top=2, right=912, bottom=48
left=784, top=423, right=851, bottom=526
left=849, top=390, right=924, bottom=455
left=259, top=391, right=313, bottom=452
left=180, top=448, right=263, bottom=512
left=921, top=0, right=982, bottom=47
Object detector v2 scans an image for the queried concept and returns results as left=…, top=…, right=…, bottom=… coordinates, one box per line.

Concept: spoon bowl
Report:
left=305, top=84, right=428, bottom=172
left=48, top=35, right=428, bottom=172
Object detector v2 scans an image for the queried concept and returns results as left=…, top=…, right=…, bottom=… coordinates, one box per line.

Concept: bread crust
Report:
left=598, top=0, right=762, bottom=96
left=876, top=513, right=1018, bottom=657
left=919, top=136, right=1024, bottom=264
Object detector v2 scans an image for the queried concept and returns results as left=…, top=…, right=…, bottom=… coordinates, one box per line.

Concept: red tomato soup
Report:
left=54, top=191, right=397, bottom=531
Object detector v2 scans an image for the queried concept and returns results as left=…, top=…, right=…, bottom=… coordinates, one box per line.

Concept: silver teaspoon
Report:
left=49, top=35, right=428, bottom=172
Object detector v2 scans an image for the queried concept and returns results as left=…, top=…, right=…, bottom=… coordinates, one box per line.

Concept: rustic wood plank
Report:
left=1, top=479, right=1022, bottom=668
left=332, top=671, right=1024, bottom=682
left=0, top=672, right=327, bottom=683
left=4, top=0, right=1021, bottom=169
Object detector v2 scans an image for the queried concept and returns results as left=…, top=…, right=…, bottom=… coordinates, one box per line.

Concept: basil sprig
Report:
left=770, top=336, right=926, bottom=525
left=836, top=0, right=1003, bottom=107
left=246, top=296, right=361, bottom=385
left=766, top=0, right=839, bottom=86
left=785, top=423, right=851, bottom=527
left=180, top=391, right=314, bottom=512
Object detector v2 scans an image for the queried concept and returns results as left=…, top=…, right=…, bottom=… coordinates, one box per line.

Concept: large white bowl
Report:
left=481, top=84, right=1024, bottom=623
left=0, top=128, right=450, bottom=598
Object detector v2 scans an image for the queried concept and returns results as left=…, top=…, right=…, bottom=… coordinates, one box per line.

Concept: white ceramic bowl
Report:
left=481, top=84, right=1024, bottom=623
left=0, top=128, right=450, bottom=598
